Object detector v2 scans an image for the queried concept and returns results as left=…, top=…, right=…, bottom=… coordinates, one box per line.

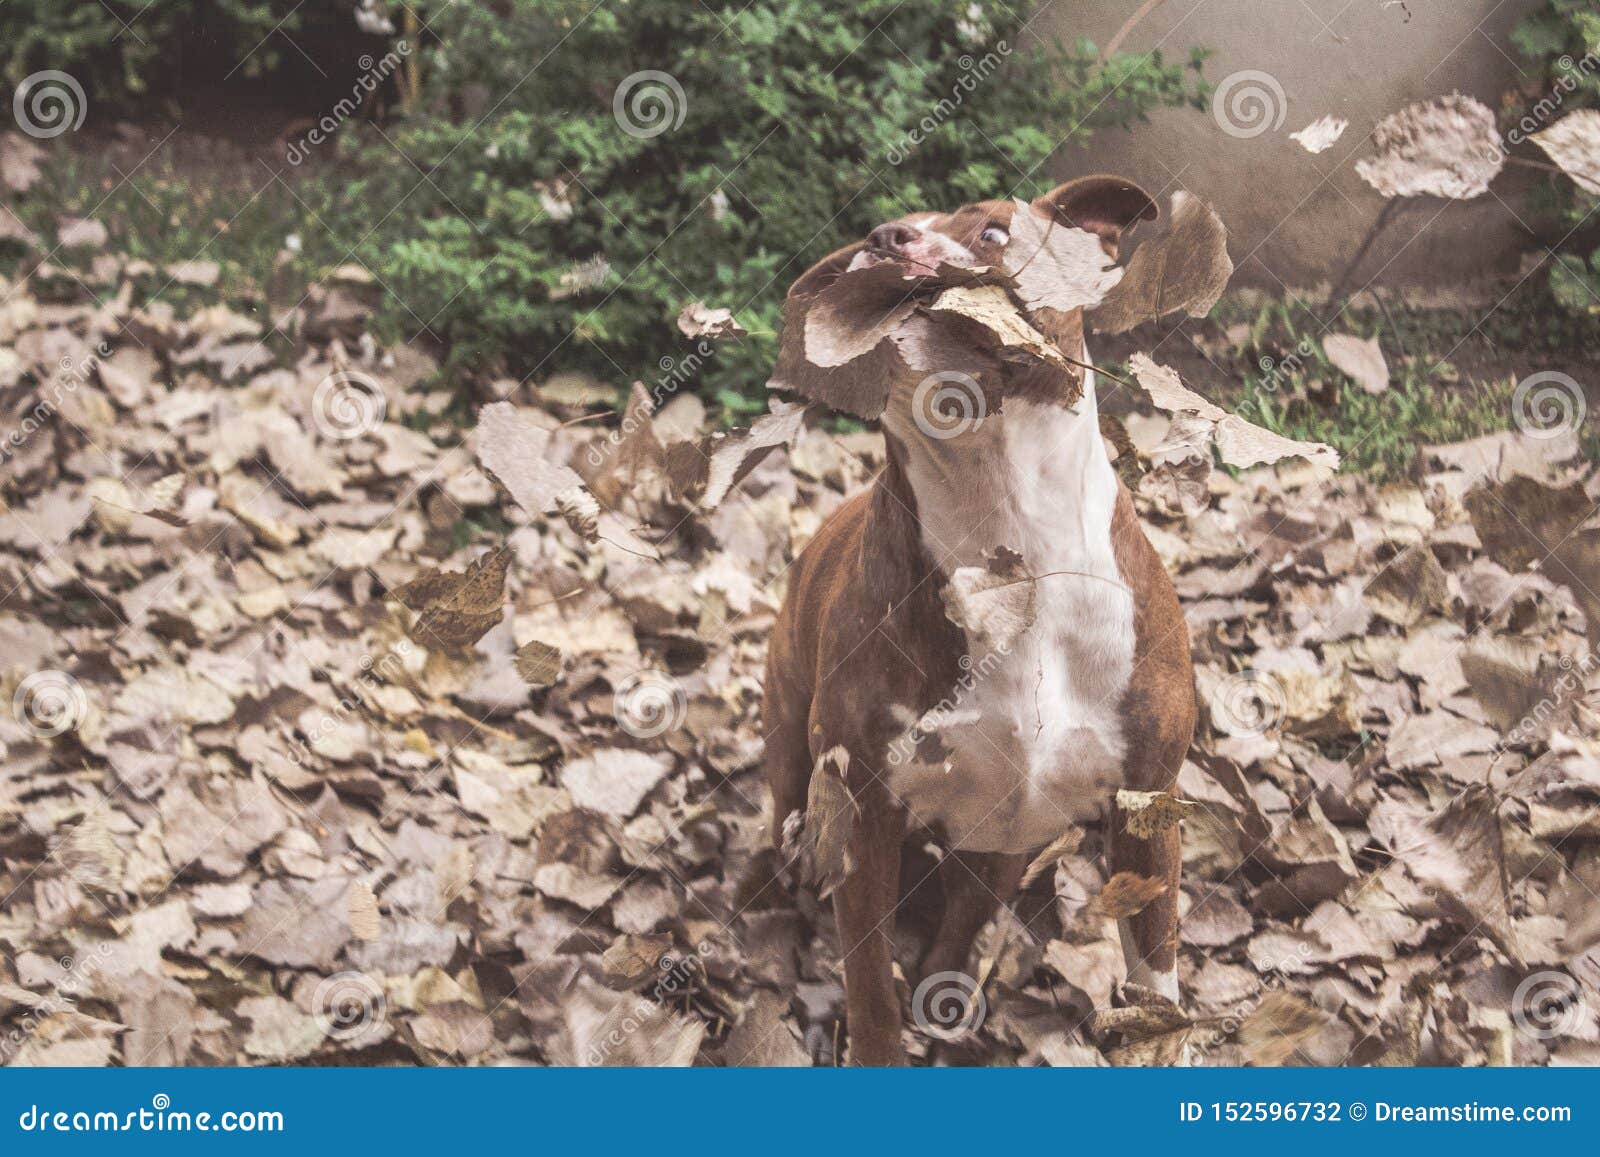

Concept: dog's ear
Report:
left=1032, top=175, right=1158, bottom=258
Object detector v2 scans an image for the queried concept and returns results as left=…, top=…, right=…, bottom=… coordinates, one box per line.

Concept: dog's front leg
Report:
left=916, top=850, right=1030, bottom=983
left=834, top=781, right=907, bottom=1066
left=1108, top=795, right=1181, bottom=1003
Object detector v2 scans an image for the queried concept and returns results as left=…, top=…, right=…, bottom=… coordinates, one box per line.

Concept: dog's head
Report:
left=771, top=176, right=1158, bottom=421
left=845, top=175, right=1157, bottom=278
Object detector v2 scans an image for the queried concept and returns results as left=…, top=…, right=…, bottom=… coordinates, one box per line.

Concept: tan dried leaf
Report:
left=1091, top=192, right=1233, bottom=334
left=1116, top=789, right=1197, bottom=839
left=1322, top=333, right=1389, bottom=395
left=1354, top=93, right=1502, bottom=199
left=393, top=546, right=510, bottom=652
left=1001, top=201, right=1124, bottom=313
left=1531, top=109, right=1600, bottom=196
left=347, top=879, right=381, bottom=941
left=676, top=301, right=748, bottom=339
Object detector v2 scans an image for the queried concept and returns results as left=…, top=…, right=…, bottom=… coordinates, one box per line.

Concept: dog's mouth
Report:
left=847, top=220, right=978, bottom=278
left=847, top=248, right=941, bottom=277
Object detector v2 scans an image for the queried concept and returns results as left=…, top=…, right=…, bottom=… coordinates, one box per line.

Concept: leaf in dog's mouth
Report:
left=769, top=193, right=1236, bottom=422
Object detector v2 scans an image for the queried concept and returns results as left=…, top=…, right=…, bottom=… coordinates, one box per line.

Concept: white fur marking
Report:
left=883, top=363, right=1135, bottom=852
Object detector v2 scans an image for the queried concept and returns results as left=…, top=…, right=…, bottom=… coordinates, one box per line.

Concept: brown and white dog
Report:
left=762, top=177, right=1197, bottom=1065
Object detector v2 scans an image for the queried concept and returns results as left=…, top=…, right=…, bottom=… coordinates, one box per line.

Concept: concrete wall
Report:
left=1040, top=0, right=1549, bottom=288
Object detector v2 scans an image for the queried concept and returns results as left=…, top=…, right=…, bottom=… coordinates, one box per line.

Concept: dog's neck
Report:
left=878, top=363, right=1119, bottom=579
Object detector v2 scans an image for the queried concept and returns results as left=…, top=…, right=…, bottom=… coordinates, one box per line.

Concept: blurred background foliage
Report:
left=1, top=0, right=1206, bottom=410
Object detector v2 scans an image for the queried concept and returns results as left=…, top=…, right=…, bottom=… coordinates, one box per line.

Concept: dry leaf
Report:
left=1322, top=333, right=1389, bottom=395
left=1000, top=201, right=1123, bottom=313
left=1355, top=93, right=1502, bottom=199
left=1530, top=109, right=1600, bottom=196
left=1117, top=789, right=1197, bottom=839
left=1091, top=192, right=1233, bottom=334
left=676, top=301, right=748, bottom=339
left=940, top=545, right=1037, bottom=653
left=347, top=879, right=381, bottom=941
left=1291, top=115, right=1348, bottom=154
left=1128, top=354, right=1339, bottom=471
left=515, top=639, right=562, bottom=687
left=393, top=547, right=510, bottom=652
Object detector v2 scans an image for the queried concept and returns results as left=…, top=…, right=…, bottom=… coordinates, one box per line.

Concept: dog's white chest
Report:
left=883, top=393, right=1135, bottom=853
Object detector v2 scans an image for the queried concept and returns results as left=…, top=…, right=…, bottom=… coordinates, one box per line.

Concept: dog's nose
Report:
left=867, top=222, right=919, bottom=254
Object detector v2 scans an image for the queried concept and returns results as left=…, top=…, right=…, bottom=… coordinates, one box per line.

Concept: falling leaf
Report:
left=1355, top=93, right=1502, bottom=199
left=1000, top=201, right=1124, bottom=313
left=1322, top=333, right=1389, bottom=395
left=676, top=301, right=748, bottom=339
left=393, top=546, right=510, bottom=652
left=940, top=545, right=1037, bottom=652
left=1116, top=789, right=1197, bottom=839
left=789, top=746, right=858, bottom=898
left=926, top=284, right=1078, bottom=379
left=1088, top=872, right=1169, bottom=920
left=1291, top=115, right=1348, bottom=154
left=475, top=401, right=602, bottom=541
left=514, top=638, right=562, bottom=687
left=1237, top=991, right=1330, bottom=1065
left=1128, top=354, right=1339, bottom=471
left=1090, top=192, right=1233, bottom=334
left=1530, top=109, right=1600, bottom=196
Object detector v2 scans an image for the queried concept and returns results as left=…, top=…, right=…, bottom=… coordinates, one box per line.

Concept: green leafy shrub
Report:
left=311, top=0, right=1206, bottom=411
left=0, top=1, right=292, bottom=101
left=1510, top=0, right=1600, bottom=311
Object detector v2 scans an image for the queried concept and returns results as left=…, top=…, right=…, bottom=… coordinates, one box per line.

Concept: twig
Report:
left=1100, top=0, right=1173, bottom=62
left=1328, top=198, right=1403, bottom=306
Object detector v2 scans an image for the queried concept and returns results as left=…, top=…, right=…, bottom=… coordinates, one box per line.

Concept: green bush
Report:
left=1511, top=0, right=1600, bottom=312
left=0, top=1, right=290, bottom=101
left=311, top=0, right=1206, bottom=412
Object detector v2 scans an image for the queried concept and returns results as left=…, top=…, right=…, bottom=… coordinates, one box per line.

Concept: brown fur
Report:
left=762, top=177, right=1195, bottom=1065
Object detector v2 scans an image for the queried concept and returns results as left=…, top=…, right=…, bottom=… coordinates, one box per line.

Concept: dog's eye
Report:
left=979, top=225, right=1009, bottom=244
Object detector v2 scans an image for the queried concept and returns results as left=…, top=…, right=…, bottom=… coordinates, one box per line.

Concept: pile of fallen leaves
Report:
left=2, top=144, right=1599, bottom=1066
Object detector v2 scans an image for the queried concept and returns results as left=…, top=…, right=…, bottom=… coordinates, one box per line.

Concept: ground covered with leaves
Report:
left=3, top=168, right=1600, bottom=1068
